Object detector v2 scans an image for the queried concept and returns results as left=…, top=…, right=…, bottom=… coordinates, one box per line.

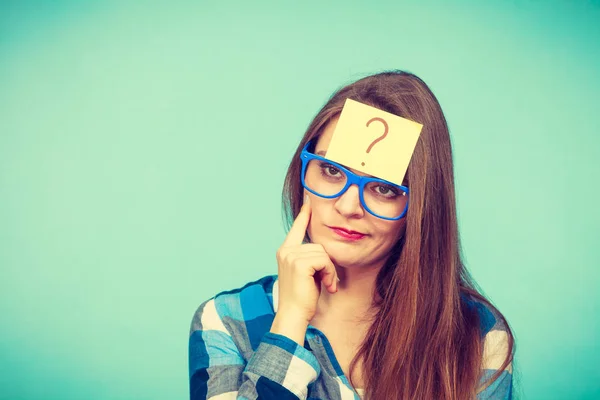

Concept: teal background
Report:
left=1, top=1, right=599, bottom=399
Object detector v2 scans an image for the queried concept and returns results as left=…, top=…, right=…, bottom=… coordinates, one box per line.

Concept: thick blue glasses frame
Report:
left=300, top=139, right=410, bottom=221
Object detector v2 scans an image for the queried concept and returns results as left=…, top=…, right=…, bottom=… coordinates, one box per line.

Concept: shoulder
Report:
left=460, top=292, right=509, bottom=337
left=461, top=292, right=514, bottom=373
left=189, top=274, right=278, bottom=334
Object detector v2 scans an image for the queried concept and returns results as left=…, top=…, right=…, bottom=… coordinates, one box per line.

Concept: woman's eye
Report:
left=375, top=185, right=399, bottom=197
left=320, top=163, right=340, bottom=176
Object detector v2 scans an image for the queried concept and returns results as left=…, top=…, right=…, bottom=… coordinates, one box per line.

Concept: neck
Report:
left=313, top=261, right=383, bottom=324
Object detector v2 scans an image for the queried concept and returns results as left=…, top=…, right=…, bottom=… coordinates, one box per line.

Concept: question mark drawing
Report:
left=362, top=117, right=389, bottom=166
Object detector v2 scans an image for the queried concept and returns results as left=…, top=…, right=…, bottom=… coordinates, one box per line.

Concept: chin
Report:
left=319, top=239, right=366, bottom=267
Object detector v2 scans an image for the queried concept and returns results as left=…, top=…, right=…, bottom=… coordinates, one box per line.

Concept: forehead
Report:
left=314, top=115, right=338, bottom=152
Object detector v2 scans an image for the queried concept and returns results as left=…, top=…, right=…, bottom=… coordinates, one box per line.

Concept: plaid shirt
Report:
left=188, top=275, right=513, bottom=400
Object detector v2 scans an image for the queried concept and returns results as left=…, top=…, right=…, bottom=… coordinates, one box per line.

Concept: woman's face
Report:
left=304, top=116, right=407, bottom=270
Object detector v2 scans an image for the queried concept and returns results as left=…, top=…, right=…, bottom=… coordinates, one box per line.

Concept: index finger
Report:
left=282, top=195, right=311, bottom=247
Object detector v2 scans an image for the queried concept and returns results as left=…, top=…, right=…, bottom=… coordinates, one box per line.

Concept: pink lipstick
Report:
left=329, top=226, right=366, bottom=241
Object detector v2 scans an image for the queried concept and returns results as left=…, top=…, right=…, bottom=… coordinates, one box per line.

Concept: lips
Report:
left=329, top=226, right=365, bottom=235
left=329, top=226, right=367, bottom=241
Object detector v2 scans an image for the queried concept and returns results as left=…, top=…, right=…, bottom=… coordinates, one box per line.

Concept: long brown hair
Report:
left=282, top=70, right=515, bottom=399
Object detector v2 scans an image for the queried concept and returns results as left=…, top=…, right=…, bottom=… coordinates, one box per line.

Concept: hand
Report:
left=275, top=194, right=339, bottom=324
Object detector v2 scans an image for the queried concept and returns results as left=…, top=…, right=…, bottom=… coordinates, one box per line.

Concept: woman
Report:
left=189, top=70, right=516, bottom=399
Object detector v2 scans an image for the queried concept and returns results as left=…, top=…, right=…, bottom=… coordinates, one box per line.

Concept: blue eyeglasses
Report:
left=300, top=139, right=409, bottom=220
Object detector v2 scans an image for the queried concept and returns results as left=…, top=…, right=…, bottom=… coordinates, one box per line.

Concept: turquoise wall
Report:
left=1, top=1, right=598, bottom=399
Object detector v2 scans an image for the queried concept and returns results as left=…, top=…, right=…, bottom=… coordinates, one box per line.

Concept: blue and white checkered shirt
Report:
left=188, top=275, right=513, bottom=399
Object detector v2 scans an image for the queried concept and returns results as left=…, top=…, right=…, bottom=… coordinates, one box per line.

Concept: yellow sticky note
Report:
left=325, top=98, right=423, bottom=186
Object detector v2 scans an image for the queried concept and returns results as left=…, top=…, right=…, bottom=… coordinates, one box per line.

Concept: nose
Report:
left=334, top=184, right=365, bottom=218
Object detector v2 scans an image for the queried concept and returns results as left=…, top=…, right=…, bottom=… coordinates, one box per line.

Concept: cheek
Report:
left=307, top=207, right=324, bottom=233
left=306, top=203, right=331, bottom=242
left=373, top=220, right=405, bottom=244
left=393, top=220, right=406, bottom=236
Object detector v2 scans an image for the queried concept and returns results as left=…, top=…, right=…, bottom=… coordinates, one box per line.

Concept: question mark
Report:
left=362, top=117, right=389, bottom=166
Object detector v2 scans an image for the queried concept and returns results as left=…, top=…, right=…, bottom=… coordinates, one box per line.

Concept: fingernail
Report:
left=304, top=194, right=309, bottom=204
left=336, top=277, right=340, bottom=283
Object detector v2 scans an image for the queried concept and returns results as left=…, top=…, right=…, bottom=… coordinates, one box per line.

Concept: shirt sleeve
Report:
left=188, top=298, right=321, bottom=400
left=476, top=329, right=514, bottom=400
